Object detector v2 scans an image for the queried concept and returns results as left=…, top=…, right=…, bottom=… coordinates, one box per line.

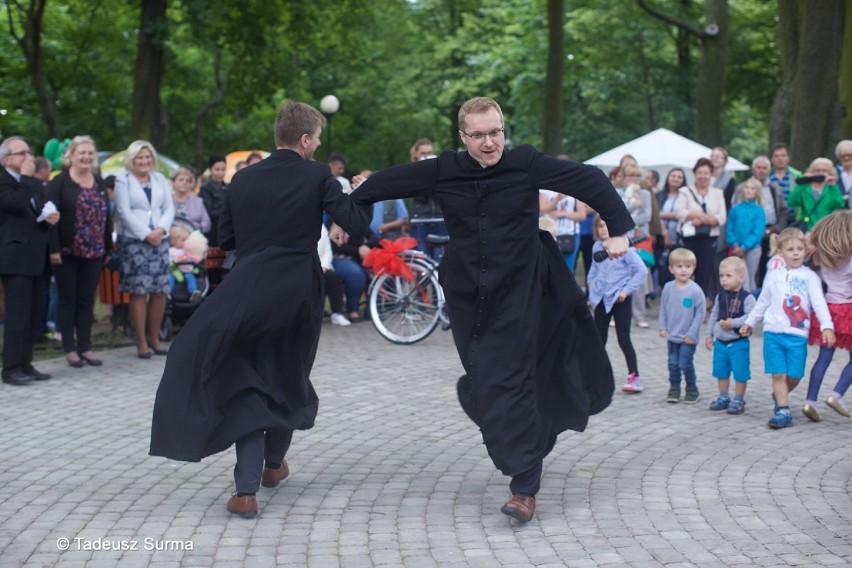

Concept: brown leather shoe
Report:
left=500, top=493, right=536, bottom=522
left=226, top=494, right=258, bottom=519
left=261, top=460, right=290, bottom=488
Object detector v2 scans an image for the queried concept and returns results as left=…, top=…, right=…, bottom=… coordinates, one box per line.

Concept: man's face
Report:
left=303, top=127, right=321, bottom=161
left=460, top=107, right=504, bottom=167
left=329, top=160, right=345, bottom=177
left=210, top=161, right=226, bottom=183
left=771, top=148, right=789, bottom=170
left=3, top=139, right=34, bottom=175
left=751, top=160, right=770, bottom=182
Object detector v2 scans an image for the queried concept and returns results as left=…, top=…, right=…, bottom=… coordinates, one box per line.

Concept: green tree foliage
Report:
left=0, top=0, right=822, bottom=176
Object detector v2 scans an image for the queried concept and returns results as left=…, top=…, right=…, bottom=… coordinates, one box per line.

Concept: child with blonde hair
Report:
left=741, top=227, right=835, bottom=428
left=727, top=178, right=765, bottom=292
left=706, top=257, right=755, bottom=414
left=659, top=248, right=705, bottom=403
left=801, top=211, right=852, bottom=419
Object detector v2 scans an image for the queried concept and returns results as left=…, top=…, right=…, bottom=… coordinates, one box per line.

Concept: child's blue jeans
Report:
left=668, top=341, right=697, bottom=386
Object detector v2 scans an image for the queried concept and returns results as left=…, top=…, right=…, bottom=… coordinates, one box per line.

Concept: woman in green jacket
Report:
left=787, top=157, right=845, bottom=231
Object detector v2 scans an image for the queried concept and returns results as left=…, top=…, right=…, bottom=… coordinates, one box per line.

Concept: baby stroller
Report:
left=159, top=217, right=210, bottom=341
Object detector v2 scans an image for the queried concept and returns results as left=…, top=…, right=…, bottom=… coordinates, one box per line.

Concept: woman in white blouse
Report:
left=114, top=140, right=175, bottom=358
left=675, top=158, right=727, bottom=298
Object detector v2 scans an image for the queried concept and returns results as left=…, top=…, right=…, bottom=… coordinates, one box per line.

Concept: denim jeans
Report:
left=411, top=221, right=448, bottom=262
left=668, top=341, right=697, bottom=386
left=331, top=257, right=369, bottom=314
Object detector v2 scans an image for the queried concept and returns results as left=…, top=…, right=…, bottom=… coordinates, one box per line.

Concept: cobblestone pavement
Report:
left=0, top=310, right=849, bottom=567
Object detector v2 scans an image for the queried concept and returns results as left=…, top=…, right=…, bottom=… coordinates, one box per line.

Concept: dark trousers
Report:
left=682, top=236, right=716, bottom=297
left=52, top=255, right=103, bottom=354
left=234, top=429, right=293, bottom=494
left=509, top=460, right=543, bottom=495
left=1, top=272, right=46, bottom=376
left=593, top=298, right=639, bottom=375
left=323, top=270, right=345, bottom=314
left=578, top=234, right=595, bottom=288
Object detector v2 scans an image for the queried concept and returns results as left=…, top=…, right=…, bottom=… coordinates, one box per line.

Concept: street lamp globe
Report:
left=320, top=95, right=340, bottom=115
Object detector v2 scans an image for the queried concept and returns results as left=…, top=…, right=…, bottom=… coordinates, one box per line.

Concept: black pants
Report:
left=323, top=270, right=345, bottom=314
left=52, top=255, right=103, bottom=354
left=682, top=236, right=716, bottom=297
left=578, top=234, right=595, bottom=288
left=1, top=272, right=46, bottom=376
left=509, top=460, right=543, bottom=495
left=593, top=297, right=639, bottom=375
left=234, top=429, right=293, bottom=494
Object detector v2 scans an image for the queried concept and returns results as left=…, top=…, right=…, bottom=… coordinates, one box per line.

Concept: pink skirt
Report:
left=809, top=302, right=852, bottom=351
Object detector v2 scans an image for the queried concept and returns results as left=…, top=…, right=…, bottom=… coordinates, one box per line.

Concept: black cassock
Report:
left=149, top=149, right=371, bottom=462
left=352, top=145, right=634, bottom=476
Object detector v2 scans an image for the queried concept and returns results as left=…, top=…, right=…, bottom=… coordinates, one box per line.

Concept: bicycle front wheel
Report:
left=369, top=265, right=443, bottom=345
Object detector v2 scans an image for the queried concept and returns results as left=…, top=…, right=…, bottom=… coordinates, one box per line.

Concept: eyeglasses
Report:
left=7, top=149, right=33, bottom=157
left=462, top=128, right=504, bottom=142
left=840, top=153, right=852, bottom=159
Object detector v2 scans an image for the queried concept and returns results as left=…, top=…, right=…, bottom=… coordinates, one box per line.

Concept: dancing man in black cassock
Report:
left=331, top=97, right=634, bottom=522
left=149, top=102, right=371, bottom=518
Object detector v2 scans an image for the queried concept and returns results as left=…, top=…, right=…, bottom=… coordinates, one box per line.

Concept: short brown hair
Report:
left=274, top=101, right=325, bottom=147
left=458, top=97, right=503, bottom=131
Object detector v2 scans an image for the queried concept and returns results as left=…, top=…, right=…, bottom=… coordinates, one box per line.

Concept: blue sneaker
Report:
left=727, top=397, right=746, bottom=415
left=709, top=395, right=730, bottom=411
left=768, top=408, right=792, bottom=429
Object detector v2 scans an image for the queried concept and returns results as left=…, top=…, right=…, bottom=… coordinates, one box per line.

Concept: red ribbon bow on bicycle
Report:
left=362, top=237, right=418, bottom=281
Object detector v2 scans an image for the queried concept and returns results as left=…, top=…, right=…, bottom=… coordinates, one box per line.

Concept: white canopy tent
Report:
left=583, top=128, right=748, bottom=185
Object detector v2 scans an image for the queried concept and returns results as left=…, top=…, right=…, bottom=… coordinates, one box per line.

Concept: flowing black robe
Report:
left=352, top=145, right=634, bottom=476
left=149, top=149, right=372, bottom=462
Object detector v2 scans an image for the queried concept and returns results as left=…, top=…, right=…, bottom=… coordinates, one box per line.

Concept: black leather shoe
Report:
left=2, top=370, right=36, bottom=386
left=24, top=366, right=51, bottom=380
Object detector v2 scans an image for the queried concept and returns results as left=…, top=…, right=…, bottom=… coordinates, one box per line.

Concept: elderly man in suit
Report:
left=0, top=136, right=60, bottom=385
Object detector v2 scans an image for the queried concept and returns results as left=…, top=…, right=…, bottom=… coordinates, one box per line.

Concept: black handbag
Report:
left=556, top=234, right=576, bottom=254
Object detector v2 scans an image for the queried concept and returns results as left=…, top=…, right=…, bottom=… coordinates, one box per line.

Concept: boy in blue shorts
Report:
left=659, top=248, right=705, bottom=404
left=706, top=257, right=755, bottom=414
left=741, top=227, right=835, bottom=429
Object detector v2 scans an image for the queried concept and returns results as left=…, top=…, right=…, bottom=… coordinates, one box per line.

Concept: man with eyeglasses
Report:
left=0, top=136, right=60, bottom=385
left=332, top=97, right=633, bottom=523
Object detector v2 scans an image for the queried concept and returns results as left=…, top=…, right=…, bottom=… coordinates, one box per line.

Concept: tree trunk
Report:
left=131, top=0, right=168, bottom=147
left=542, top=0, right=564, bottom=155
left=636, top=0, right=727, bottom=145
left=839, top=0, right=852, bottom=139
left=193, top=49, right=227, bottom=169
left=674, top=13, right=693, bottom=136
left=768, top=0, right=801, bottom=150
left=789, top=0, right=844, bottom=168
left=6, top=0, right=59, bottom=138
left=694, top=0, right=728, bottom=147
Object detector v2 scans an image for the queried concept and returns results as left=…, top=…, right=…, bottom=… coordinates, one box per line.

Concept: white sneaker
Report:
left=637, top=320, right=649, bottom=328
left=330, top=313, right=351, bottom=326
left=622, top=372, right=644, bottom=393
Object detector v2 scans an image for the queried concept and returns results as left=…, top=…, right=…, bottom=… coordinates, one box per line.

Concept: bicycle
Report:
left=368, top=234, right=450, bottom=344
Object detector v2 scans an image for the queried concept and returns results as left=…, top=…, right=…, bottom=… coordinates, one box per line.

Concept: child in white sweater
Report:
left=741, top=227, right=835, bottom=429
